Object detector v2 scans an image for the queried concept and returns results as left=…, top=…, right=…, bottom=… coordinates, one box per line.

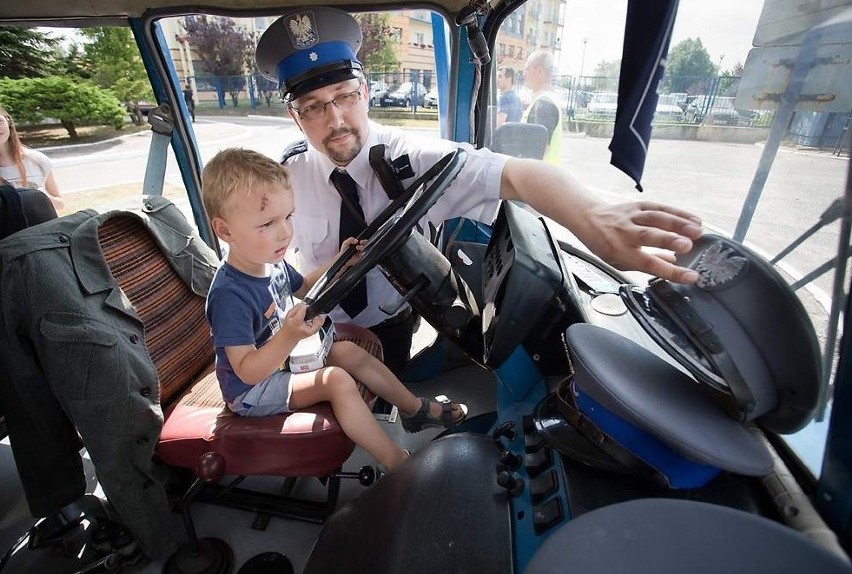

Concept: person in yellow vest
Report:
left=522, top=50, right=563, bottom=164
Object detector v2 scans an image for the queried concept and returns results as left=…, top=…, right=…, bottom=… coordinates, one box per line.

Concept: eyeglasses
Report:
left=289, top=83, right=363, bottom=121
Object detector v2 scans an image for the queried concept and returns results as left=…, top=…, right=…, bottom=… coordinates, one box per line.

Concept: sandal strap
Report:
left=438, top=400, right=458, bottom=426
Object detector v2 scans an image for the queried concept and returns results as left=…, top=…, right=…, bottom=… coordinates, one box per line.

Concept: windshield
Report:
left=4, top=1, right=847, bottom=479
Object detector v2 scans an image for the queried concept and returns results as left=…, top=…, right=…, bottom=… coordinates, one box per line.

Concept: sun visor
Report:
left=621, top=234, right=821, bottom=434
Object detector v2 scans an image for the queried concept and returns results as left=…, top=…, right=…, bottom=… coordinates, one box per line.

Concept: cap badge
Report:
left=288, top=13, right=318, bottom=49
left=694, top=241, right=748, bottom=290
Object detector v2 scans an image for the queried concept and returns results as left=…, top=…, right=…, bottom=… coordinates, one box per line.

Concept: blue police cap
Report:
left=256, top=8, right=363, bottom=100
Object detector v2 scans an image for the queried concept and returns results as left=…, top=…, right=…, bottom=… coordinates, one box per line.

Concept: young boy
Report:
left=201, top=148, right=467, bottom=472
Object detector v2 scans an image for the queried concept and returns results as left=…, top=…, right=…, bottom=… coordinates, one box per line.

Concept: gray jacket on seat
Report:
left=0, top=196, right=218, bottom=559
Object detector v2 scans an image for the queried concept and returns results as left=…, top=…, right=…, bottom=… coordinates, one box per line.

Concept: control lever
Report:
left=499, top=450, right=522, bottom=470
left=338, top=465, right=379, bottom=486
left=491, top=420, right=516, bottom=441
left=496, top=470, right=525, bottom=497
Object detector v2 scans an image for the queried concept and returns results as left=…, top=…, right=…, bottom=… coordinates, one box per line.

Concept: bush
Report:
left=0, top=76, right=126, bottom=140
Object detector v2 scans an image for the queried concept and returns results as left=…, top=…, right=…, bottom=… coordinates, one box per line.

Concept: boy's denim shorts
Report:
left=227, top=370, right=293, bottom=417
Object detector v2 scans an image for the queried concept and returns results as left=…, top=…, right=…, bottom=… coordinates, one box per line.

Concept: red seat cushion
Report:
left=158, top=323, right=381, bottom=477
left=98, top=215, right=381, bottom=478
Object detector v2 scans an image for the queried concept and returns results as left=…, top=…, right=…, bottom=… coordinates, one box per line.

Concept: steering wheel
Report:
left=303, top=148, right=467, bottom=319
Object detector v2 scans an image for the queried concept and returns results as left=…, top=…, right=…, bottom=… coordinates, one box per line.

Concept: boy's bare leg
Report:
left=289, top=368, right=407, bottom=470
left=328, top=341, right=463, bottom=420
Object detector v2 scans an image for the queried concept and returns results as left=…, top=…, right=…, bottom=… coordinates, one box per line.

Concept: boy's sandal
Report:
left=401, top=396, right=468, bottom=433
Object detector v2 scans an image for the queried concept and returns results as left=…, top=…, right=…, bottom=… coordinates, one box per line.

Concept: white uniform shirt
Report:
left=0, top=149, right=53, bottom=190
left=284, top=120, right=508, bottom=328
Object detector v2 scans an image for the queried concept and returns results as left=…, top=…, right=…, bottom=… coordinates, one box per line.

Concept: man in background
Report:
left=496, top=66, right=522, bottom=125
left=183, top=83, right=196, bottom=122
left=522, top=50, right=562, bottom=164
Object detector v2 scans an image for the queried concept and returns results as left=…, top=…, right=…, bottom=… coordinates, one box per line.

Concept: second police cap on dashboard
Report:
left=256, top=7, right=363, bottom=100
left=621, top=233, right=822, bottom=434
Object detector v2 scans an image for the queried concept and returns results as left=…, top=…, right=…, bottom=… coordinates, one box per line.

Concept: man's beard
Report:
left=324, top=126, right=362, bottom=165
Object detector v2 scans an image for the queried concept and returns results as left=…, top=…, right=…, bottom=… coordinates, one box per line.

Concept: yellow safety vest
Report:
left=522, top=91, right=563, bottom=165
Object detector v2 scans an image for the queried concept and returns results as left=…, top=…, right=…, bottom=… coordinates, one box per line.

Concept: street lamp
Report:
left=579, top=37, right=588, bottom=80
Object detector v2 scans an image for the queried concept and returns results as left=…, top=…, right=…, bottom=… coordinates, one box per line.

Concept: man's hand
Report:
left=337, top=237, right=366, bottom=270
left=500, top=159, right=703, bottom=283
left=578, top=201, right=703, bottom=284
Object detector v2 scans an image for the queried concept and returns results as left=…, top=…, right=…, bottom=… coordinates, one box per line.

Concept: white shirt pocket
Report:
left=294, top=214, right=333, bottom=272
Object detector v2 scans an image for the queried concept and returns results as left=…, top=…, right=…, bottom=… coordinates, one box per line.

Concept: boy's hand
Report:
left=283, top=302, right=325, bottom=339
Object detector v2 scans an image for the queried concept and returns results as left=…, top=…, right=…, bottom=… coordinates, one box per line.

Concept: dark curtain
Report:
left=609, top=0, right=680, bottom=191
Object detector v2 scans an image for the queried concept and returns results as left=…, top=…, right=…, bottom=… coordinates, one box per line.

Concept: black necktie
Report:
left=330, top=170, right=368, bottom=318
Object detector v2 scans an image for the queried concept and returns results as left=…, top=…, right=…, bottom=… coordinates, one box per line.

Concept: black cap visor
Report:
left=283, top=61, right=363, bottom=101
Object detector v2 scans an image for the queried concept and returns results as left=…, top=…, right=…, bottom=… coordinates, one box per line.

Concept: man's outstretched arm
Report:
left=499, top=158, right=703, bottom=284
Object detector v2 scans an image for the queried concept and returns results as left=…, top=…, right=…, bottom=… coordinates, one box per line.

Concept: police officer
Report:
left=256, top=7, right=703, bottom=374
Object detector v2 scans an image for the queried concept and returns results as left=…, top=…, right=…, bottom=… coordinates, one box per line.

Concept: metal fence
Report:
left=548, top=74, right=775, bottom=128
left=188, top=69, right=437, bottom=111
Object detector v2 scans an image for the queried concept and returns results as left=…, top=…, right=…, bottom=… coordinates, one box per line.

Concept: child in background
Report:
left=201, top=148, right=467, bottom=472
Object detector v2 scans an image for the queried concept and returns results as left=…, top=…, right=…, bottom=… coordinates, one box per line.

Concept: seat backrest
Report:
left=491, top=122, right=549, bottom=159
left=97, top=215, right=214, bottom=406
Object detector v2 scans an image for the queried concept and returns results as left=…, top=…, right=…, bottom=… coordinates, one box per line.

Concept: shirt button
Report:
left=140, top=387, right=151, bottom=397
left=57, top=235, right=69, bottom=244
left=129, top=334, right=139, bottom=344
left=136, top=436, right=149, bottom=446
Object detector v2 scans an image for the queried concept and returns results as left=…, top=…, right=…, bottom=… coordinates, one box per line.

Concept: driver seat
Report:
left=97, top=212, right=381, bottom=522
left=491, top=122, right=549, bottom=159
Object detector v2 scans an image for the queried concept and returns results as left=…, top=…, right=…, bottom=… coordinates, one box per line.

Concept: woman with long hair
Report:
left=0, top=105, right=64, bottom=212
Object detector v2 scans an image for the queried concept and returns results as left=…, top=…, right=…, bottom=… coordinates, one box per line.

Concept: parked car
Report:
left=654, top=94, right=685, bottom=120
left=424, top=87, right=439, bottom=108
left=368, top=80, right=388, bottom=107
left=587, top=92, right=619, bottom=119
left=685, top=95, right=750, bottom=126
left=381, top=82, right=428, bottom=107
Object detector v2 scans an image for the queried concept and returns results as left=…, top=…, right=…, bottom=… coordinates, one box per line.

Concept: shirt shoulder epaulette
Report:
left=280, top=140, right=308, bottom=164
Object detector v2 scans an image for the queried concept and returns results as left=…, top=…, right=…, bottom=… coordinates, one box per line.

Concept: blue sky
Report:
left=558, top=0, right=765, bottom=75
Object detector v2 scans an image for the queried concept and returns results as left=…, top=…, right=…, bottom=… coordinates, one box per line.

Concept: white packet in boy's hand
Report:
left=286, top=317, right=336, bottom=373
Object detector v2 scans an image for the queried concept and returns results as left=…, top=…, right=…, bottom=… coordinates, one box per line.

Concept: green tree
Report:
left=354, top=13, right=399, bottom=72
left=588, top=59, right=621, bottom=92
left=79, top=27, right=153, bottom=125
left=0, top=76, right=125, bottom=140
left=57, top=43, right=91, bottom=79
left=182, top=16, right=253, bottom=108
left=244, top=31, right=281, bottom=109
left=0, top=27, right=60, bottom=78
left=662, top=38, right=717, bottom=93
left=593, top=59, right=621, bottom=78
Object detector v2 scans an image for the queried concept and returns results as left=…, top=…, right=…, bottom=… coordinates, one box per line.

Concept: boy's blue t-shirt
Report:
left=205, top=261, right=305, bottom=402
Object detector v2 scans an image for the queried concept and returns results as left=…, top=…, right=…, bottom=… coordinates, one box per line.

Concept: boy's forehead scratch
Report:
left=259, top=193, right=269, bottom=211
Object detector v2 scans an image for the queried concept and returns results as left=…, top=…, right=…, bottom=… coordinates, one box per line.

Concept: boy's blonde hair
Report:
left=201, top=148, right=291, bottom=219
